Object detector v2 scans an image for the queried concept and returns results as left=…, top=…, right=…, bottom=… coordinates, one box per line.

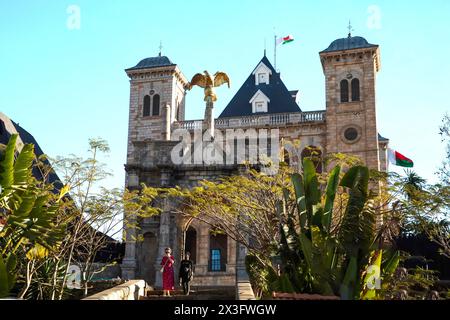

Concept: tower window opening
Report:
left=152, top=94, right=160, bottom=116
left=340, top=79, right=349, bottom=103
left=143, top=95, right=151, bottom=117
left=351, top=78, right=360, bottom=101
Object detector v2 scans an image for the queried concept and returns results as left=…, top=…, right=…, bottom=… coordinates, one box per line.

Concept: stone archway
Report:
left=185, top=226, right=197, bottom=264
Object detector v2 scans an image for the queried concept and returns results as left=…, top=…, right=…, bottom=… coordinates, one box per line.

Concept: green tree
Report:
left=26, top=138, right=159, bottom=299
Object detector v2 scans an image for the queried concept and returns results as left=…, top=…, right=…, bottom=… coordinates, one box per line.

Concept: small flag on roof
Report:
left=388, top=148, right=414, bottom=168
left=276, top=35, right=294, bottom=45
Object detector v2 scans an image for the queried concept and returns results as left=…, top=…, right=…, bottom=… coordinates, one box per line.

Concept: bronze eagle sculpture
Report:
left=187, top=71, right=230, bottom=102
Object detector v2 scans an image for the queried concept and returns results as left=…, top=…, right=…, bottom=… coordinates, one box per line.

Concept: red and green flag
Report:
left=276, top=35, right=294, bottom=45
left=388, top=148, right=414, bottom=167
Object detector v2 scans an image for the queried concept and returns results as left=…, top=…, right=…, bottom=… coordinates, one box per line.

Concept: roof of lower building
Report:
left=219, top=56, right=301, bottom=118
left=321, top=35, right=378, bottom=53
left=0, top=113, right=61, bottom=188
left=126, top=55, right=175, bottom=71
left=378, top=133, right=389, bottom=142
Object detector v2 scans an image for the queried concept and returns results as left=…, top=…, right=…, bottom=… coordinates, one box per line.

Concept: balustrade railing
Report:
left=177, top=111, right=325, bottom=130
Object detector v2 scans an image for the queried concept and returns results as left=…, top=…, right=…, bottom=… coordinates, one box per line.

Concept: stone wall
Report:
left=82, top=280, right=148, bottom=300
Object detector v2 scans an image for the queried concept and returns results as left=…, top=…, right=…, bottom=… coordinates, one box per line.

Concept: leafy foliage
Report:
left=0, top=135, right=68, bottom=298
left=275, top=159, right=400, bottom=299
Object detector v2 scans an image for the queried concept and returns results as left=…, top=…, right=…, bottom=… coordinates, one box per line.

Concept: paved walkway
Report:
left=140, top=286, right=235, bottom=300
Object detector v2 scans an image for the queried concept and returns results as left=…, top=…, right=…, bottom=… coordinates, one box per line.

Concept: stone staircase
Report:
left=140, top=286, right=235, bottom=300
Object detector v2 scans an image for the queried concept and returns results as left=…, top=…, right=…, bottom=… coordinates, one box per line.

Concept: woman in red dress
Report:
left=160, top=247, right=175, bottom=296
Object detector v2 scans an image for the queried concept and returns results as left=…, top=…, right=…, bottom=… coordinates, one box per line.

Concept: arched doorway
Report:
left=209, top=231, right=227, bottom=272
left=140, top=232, right=158, bottom=285
left=185, top=226, right=197, bottom=263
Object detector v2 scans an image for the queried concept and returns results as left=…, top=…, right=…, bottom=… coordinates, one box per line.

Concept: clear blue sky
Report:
left=1, top=0, right=449, bottom=189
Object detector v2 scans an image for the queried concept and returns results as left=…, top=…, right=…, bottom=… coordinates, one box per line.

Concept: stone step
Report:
left=142, top=286, right=235, bottom=300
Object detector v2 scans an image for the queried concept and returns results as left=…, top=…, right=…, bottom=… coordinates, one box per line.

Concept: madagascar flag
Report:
left=388, top=148, right=414, bottom=168
left=276, top=35, right=294, bottom=45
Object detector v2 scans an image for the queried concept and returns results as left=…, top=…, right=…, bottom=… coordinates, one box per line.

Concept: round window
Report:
left=344, top=127, right=358, bottom=141
left=149, top=89, right=155, bottom=95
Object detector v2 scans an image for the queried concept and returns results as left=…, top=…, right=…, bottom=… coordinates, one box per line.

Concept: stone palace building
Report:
left=121, top=34, right=390, bottom=288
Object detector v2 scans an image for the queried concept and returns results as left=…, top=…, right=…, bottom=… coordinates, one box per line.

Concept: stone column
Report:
left=236, top=215, right=249, bottom=281
left=204, top=101, right=214, bottom=136
left=154, top=170, right=172, bottom=288
left=163, top=103, right=171, bottom=141
left=121, top=170, right=139, bottom=280
left=121, top=215, right=137, bottom=280
left=154, top=205, right=171, bottom=288
left=197, top=225, right=210, bottom=275
left=236, top=242, right=249, bottom=280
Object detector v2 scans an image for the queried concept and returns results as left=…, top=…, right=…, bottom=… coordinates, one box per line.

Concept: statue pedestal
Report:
left=203, top=101, right=214, bottom=136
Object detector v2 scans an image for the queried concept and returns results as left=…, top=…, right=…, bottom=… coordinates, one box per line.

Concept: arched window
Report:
left=351, top=78, right=360, bottom=101
left=301, top=146, right=323, bottom=173
left=340, top=79, right=349, bottom=103
left=143, top=95, right=151, bottom=117
left=185, top=226, right=197, bottom=263
left=152, top=94, right=160, bottom=116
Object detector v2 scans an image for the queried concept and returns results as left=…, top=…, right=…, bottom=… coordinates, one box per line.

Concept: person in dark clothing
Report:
left=178, top=252, right=194, bottom=295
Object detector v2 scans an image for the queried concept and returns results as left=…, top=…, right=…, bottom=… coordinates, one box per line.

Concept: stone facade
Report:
left=121, top=36, right=389, bottom=288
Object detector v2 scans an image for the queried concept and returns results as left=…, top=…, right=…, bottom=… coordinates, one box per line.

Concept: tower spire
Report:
left=347, top=20, right=354, bottom=38
left=159, top=41, right=163, bottom=57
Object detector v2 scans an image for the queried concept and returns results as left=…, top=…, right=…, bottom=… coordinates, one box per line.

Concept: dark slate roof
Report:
left=126, top=55, right=175, bottom=71
left=0, top=116, right=61, bottom=189
left=219, top=56, right=301, bottom=118
left=321, top=36, right=378, bottom=53
left=0, top=120, right=11, bottom=145
left=12, top=121, right=62, bottom=189
left=378, top=133, right=389, bottom=142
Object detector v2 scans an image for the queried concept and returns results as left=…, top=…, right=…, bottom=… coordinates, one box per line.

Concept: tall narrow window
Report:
left=340, top=80, right=349, bottom=103
left=152, top=94, right=160, bottom=116
left=351, top=78, right=360, bottom=101
left=210, top=249, right=221, bottom=271
left=209, top=232, right=227, bottom=272
left=143, top=95, right=151, bottom=117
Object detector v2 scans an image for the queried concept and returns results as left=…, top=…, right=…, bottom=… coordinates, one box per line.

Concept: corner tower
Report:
left=125, top=55, right=188, bottom=168
left=320, top=35, right=381, bottom=170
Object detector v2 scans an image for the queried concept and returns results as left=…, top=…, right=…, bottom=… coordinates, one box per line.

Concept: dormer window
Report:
left=258, top=73, right=266, bottom=84
left=250, top=90, right=270, bottom=113
left=252, top=62, right=272, bottom=85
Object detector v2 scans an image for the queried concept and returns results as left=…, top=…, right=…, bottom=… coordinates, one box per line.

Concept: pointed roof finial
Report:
left=159, top=41, right=163, bottom=57
left=348, top=20, right=354, bottom=38
left=264, top=38, right=267, bottom=57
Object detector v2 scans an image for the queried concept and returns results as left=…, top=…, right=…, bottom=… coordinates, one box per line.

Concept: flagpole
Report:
left=274, top=34, right=277, bottom=70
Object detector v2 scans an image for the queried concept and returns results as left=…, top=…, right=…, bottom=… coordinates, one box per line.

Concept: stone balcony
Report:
left=175, top=110, right=326, bottom=131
